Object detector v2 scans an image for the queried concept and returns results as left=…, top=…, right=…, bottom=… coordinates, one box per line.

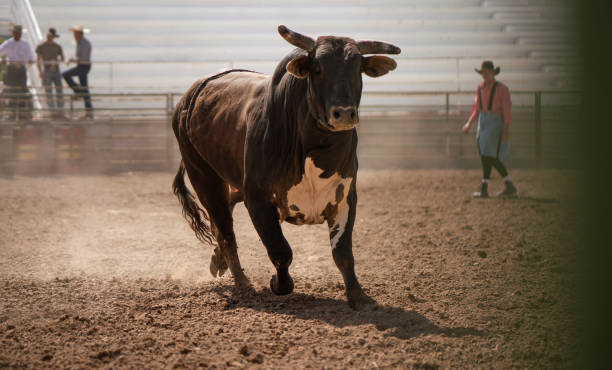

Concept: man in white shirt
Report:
left=0, top=25, right=35, bottom=119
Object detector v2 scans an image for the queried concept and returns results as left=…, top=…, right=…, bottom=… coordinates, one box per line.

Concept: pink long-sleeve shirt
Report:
left=468, top=80, right=512, bottom=125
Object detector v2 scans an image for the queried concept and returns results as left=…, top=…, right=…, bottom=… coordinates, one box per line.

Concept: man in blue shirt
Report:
left=62, top=25, right=93, bottom=119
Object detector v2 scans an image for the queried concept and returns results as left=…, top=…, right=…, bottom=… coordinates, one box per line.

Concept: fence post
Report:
left=534, top=91, right=542, bottom=167
left=69, top=94, right=74, bottom=120
left=455, top=58, right=460, bottom=92
left=166, top=93, right=174, bottom=170
left=166, top=93, right=173, bottom=116
left=445, top=92, right=450, bottom=121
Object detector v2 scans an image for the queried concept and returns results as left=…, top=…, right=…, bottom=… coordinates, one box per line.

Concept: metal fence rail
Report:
left=1, top=88, right=580, bottom=117
left=21, top=56, right=579, bottom=94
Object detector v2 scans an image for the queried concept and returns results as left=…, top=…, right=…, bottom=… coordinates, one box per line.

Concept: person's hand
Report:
left=501, top=130, right=509, bottom=142
left=461, top=122, right=471, bottom=134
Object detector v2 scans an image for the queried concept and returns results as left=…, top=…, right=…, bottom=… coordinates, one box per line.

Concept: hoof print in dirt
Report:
left=249, top=353, right=264, bottom=364
left=239, top=345, right=250, bottom=357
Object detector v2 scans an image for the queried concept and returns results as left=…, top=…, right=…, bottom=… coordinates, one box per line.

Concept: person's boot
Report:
left=472, top=182, right=489, bottom=198
left=496, top=181, right=518, bottom=198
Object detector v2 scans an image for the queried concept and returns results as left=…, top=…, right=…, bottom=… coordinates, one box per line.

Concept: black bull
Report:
left=172, top=26, right=400, bottom=309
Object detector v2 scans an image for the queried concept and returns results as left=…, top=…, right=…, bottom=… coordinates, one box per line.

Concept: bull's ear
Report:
left=286, top=55, right=310, bottom=79
left=362, top=56, right=397, bottom=77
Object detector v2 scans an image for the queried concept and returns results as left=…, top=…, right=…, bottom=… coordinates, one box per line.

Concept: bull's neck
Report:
left=300, top=87, right=358, bottom=178
left=280, top=77, right=355, bottom=150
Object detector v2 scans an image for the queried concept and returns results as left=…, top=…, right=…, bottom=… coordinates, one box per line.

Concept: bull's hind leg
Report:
left=209, top=188, right=243, bottom=277
left=209, top=230, right=228, bottom=278
left=182, top=160, right=251, bottom=291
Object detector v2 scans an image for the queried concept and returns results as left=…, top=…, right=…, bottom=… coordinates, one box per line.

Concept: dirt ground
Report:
left=0, top=169, right=581, bottom=369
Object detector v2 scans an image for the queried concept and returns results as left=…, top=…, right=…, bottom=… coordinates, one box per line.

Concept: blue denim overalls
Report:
left=476, top=82, right=510, bottom=161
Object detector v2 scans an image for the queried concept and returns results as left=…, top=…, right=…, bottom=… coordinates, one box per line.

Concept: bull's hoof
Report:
left=347, top=287, right=377, bottom=311
left=270, top=274, right=294, bottom=296
left=209, top=247, right=228, bottom=278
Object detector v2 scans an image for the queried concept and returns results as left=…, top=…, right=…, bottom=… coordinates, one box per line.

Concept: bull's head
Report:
left=278, top=25, right=400, bottom=132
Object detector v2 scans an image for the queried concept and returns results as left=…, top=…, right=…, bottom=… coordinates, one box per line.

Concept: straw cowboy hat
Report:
left=475, top=60, right=500, bottom=75
left=68, top=25, right=90, bottom=33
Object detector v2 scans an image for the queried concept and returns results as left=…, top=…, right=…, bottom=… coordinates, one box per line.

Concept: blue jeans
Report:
left=62, top=64, right=92, bottom=109
left=43, top=67, right=63, bottom=109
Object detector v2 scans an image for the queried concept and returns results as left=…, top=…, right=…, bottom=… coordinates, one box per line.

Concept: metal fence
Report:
left=0, top=89, right=580, bottom=174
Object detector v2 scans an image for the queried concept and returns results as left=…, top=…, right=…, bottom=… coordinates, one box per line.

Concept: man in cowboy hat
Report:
left=36, top=28, right=65, bottom=117
left=62, top=25, right=93, bottom=118
left=0, top=25, right=35, bottom=119
left=462, top=60, right=517, bottom=198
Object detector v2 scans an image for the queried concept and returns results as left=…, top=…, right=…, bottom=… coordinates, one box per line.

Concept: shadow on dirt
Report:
left=501, top=196, right=560, bottom=203
left=211, top=284, right=483, bottom=341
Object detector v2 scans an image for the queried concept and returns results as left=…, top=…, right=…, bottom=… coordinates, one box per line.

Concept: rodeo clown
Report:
left=462, top=60, right=517, bottom=198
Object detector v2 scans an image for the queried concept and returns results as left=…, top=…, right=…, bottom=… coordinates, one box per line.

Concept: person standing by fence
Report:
left=62, top=25, right=93, bottom=119
left=462, top=60, right=517, bottom=198
left=36, top=28, right=64, bottom=118
left=0, top=25, right=35, bottom=120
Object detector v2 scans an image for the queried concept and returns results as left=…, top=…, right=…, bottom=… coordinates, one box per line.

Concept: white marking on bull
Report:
left=285, top=157, right=352, bottom=227
left=330, top=197, right=350, bottom=249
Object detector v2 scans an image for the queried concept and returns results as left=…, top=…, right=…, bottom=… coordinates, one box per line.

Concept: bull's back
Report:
left=183, top=70, right=269, bottom=189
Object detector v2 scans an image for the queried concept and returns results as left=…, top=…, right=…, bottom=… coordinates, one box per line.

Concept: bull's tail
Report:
left=172, top=161, right=215, bottom=245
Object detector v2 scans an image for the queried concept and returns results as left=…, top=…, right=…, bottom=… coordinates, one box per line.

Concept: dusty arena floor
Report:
left=0, top=169, right=581, bottom=369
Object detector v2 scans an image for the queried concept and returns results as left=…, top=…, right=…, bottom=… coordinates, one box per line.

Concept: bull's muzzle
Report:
left=328, top=106, right=359, bottom=130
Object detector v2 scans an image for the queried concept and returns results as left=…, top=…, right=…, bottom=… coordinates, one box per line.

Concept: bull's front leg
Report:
left=244, top=191, right=294, bottom=296
left=328, top=184, right=376, bottom=309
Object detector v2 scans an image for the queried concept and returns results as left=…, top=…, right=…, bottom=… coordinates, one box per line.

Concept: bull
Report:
left=172, top=25, right=400, bottom=309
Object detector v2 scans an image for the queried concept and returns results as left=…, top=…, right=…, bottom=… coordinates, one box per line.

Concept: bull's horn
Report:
left=357, top=41, right=401, bottom=55
left=278, top=25, right=315, bottom=52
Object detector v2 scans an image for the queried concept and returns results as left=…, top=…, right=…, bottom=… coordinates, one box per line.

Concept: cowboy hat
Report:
left=68, top=25, right=90, bottom=33
left=475, top=60, right=500, bottom=75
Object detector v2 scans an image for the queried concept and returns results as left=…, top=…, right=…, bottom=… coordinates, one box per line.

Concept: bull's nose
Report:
left=330, top=106, right=359, bottom=125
